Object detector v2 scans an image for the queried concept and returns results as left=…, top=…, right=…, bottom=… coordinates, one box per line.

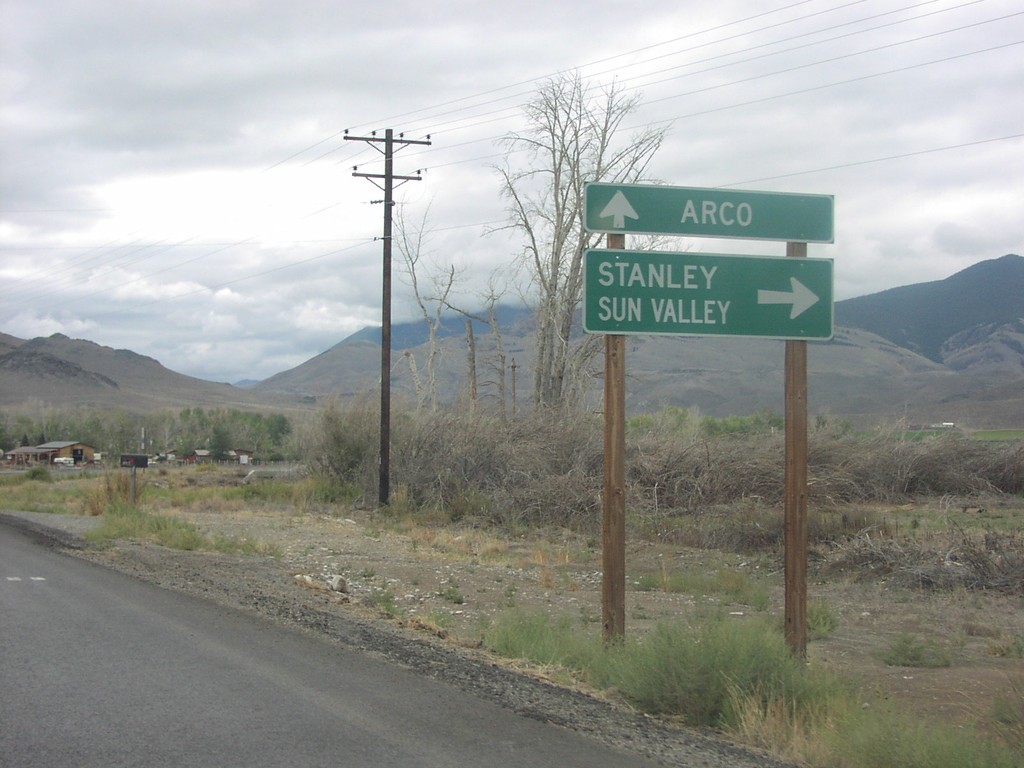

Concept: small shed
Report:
left=232, top=449, right=255, bottom=465
left=6, top=446, right=50, bottom=466
left=183, top=449, right=212, bottom=465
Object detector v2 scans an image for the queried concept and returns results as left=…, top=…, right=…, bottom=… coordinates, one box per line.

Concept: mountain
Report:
left=0, top=332, right=23, bottom=355
left=334, top=304, right=535, bottom=352
left=940, top=318, right=1024, bottom=373
left=254, top=254, right=1024, bottom=428
left=835, top=254, right=1024, bottom=366
left=0, top=334, right=310, bottom=412
left=255, top=305, right=535, bottom=398
left=3, top=255, right=1021, bottom=427
left=255, top=339, right=383, bottom=399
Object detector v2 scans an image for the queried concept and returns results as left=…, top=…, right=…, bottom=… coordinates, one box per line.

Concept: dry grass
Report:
left=313, top=404, right=1022, bottom=537
left=823, top=525, right=1024, bottom=595
left=728, top=686, right=847, bottom=766
left=83, top=471, right=146, bottom=515
left=992, top=673, right=1024, bottom=751
left=403, top=523, right=510, bottom=561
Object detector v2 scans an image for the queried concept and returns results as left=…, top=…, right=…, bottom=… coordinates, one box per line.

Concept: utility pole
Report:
left=345, top=128, right=431, bottom=506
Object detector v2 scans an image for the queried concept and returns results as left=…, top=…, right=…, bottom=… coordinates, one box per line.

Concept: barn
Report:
left=34, top=441, right=96, bottom=466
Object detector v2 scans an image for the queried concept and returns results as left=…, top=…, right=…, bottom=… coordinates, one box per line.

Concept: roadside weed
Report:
left=883, top=633, right=953, bottom=668
left=807, top=600, right=840, bottom=640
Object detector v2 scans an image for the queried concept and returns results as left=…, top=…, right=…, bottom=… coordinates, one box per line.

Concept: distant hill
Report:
left=335, top=304, right=534, bottom=351
left=4, top=255, right=1022, bottom=428
left=253, top=254, right=1024, bottom=428
left=255, top=340, right=383, bottom=398
left=0, top=333, right=310, bottom=413
left=835, top=254, right=1024, bottom=366
left=0, top=332, right=23, bottom=355
left=255, top=304, right=535, bottom=398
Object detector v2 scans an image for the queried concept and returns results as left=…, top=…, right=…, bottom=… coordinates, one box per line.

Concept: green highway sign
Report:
left=583, top=250, right=834, bottom=339
left=584, top=182, right=834, bottom=243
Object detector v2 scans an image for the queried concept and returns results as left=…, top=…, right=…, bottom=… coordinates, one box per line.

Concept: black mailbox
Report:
left=120, top=454, right=149, bottom=468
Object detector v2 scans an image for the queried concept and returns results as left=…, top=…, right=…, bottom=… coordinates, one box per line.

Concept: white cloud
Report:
left=5, top=311, right=96, bottom=340
left=2, top=0, right=1022, bottom=382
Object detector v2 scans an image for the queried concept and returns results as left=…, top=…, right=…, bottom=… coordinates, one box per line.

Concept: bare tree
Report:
left=495, top=72, right=667, bottom=409
left=394, top=201, right=456, bottom=411
left=446, top=271, right=514, bottom=418
left=397, top=200, right=515, bottom=415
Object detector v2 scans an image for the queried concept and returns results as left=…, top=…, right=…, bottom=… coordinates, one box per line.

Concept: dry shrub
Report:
left=309, top=397, right=379, bottom=492
left=627, top=431, right=785, bottom=510
left=628, top=429, right=1020, bottom=510
left=313, top=403, right=1021, bottom=534
left=83, top=471, right=146, bottom=515
left=315, top=403, right=603, bottom=528
left=824, top=527, right=1024, bottom=595
left=637, top=503, right=885, bottom=554
left=808, top=432, right=1024, bottom=502
left=390, top=408, right=603, bottom=529
left=657, top=503, right=784, bottom=553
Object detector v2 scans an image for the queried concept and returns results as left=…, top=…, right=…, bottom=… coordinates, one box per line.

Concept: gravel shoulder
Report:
left=0, top=508, right=791, bottom=768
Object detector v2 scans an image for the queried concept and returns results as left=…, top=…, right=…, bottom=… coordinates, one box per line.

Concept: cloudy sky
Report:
left=2, top=0, right=1021, bottom=382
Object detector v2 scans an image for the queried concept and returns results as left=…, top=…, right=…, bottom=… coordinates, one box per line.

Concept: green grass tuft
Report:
left=807, top=600, right=840, bottom=640
left=25, top=466, right=54, bottom=482
left=830, top=703, right=1022, bottom=768
left=83, top=501, right=279, bottom=556
left=485, top=610, right=841, bottom=729
left=634, top=566, right=770, bottom=610
left=883, top=633, right=953, bottom=668
left=483, top=609, right=1023, bottom=766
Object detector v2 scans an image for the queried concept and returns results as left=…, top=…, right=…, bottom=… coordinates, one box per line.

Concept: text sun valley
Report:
left=595, top=261, right=731, bottom=326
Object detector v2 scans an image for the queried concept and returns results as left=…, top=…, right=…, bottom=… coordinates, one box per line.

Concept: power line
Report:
left=3, top=0, right=1019, bottom=329
left=299, top=0, right=990, bottom=159
left=339, top=0, right=833, bottom=137
left=73, top=238, right=376, bottom=321
left=295, top=2, right=1016, bottom=193
left=724, top=131, right=1024, bottom=186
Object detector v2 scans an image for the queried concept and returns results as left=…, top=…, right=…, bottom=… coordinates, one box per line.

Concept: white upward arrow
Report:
left=599, top=191, right=639, bottom=229
left=757, top=278, right=820, bottom=319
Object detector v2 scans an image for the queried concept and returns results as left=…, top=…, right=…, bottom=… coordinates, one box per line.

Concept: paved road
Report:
left=1, top=522, right=661, bottom=767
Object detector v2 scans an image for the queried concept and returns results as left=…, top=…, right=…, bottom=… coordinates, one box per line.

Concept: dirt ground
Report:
left=160, top=489, right=1024, bottom=733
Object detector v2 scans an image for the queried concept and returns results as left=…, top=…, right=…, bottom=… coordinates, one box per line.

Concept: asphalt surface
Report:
left=1, top=521, right=663, bottom=768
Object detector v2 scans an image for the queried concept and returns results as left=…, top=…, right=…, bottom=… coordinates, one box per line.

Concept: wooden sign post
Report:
left=784, top=241, right=809, bottom=657
left=603, top=232, right=626, bottom=643
left=585, top=182, right=832, bottom=656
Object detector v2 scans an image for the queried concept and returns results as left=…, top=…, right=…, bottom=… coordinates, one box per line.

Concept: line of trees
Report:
left=0, top=406, right=298, bottom=461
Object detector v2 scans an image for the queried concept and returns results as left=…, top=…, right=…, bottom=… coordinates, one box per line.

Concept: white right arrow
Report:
left=757, top=277, right=819, bottom=319
left=598, top=191, right=639, bottom=229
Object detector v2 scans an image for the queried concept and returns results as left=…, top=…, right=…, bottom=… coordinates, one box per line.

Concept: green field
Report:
left=970, top=429, right=1024, bottom=441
